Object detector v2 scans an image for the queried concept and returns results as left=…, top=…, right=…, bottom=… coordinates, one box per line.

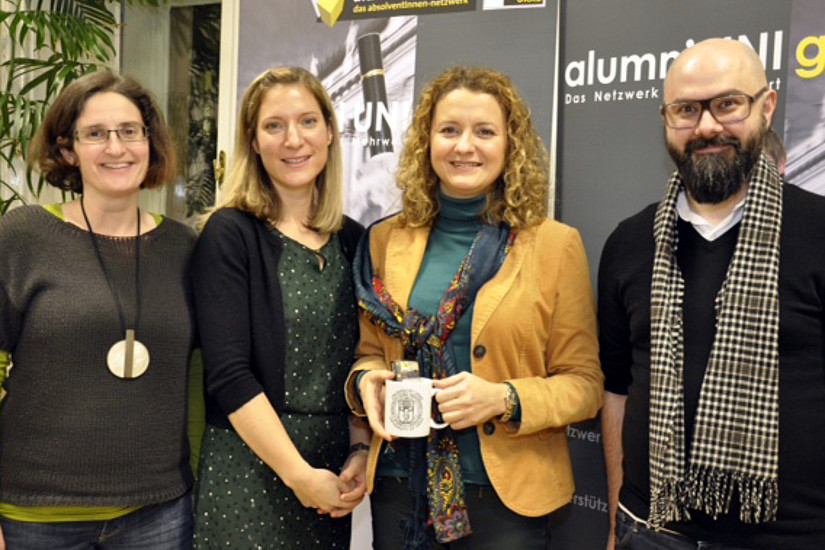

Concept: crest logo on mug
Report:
left=385, top=377, right=448, bottom=438
left=389, top=388, right=424, bottom=430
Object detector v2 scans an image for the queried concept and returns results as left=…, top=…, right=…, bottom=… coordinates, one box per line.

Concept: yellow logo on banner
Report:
left=319, top=0, right=345, bottom=27
left=796, top=35, right=825, bottom=79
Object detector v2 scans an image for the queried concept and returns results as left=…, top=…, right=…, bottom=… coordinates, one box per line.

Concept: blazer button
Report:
left=473, top=345, right=486, bottom=359
left=483, top=421, right=496, bottom=435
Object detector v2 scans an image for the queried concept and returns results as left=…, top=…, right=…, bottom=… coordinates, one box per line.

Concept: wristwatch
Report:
left=499, top=382, right=517, bottom=423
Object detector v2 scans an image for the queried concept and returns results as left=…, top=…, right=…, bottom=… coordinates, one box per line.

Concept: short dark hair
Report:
left=29, top=70, right=177, bottom=194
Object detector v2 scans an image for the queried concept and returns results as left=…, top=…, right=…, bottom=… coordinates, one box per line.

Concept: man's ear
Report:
left=762, top=88, right=778, bottom=128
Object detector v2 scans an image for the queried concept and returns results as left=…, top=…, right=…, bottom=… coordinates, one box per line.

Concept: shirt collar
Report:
left=676, top=190, right=745, bottom=241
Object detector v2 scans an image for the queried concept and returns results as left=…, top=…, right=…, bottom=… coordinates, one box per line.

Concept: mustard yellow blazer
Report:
left=345, top=216, right=604, bottom=517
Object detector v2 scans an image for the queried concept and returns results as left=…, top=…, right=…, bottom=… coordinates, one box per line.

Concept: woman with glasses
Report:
left=0, top=70, right=197, bottom=549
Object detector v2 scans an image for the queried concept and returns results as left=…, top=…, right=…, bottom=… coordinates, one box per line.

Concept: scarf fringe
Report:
left=650, top=477, right=691, bottom=528
left=651, top=466, right=779, bottom=529
left=686, top=465, right=778, bottom=523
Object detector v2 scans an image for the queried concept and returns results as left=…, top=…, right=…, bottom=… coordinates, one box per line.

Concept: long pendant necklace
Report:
left=80, top=197, right=150, bottom=379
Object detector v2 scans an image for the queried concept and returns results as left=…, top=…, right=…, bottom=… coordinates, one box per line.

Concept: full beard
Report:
left=666, top=125, right=764, bottom=204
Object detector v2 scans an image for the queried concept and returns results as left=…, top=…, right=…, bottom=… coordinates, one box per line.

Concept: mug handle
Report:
left=430, top=387, right=448, bottom=430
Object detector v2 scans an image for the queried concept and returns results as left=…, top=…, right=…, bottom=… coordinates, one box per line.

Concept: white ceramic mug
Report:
left=384, top=378, right=448, bottom=438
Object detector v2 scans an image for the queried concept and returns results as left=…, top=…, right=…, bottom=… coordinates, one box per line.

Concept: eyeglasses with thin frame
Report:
left=74, top=123, right=149, bottom=144
left=660, top=87, right=769, bottom=130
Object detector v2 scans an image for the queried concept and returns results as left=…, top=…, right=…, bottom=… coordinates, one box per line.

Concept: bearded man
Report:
left=599, top=38, right=825, bottom=550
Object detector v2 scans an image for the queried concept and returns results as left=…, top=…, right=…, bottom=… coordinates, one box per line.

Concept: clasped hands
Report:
left=288, top=448, right=368, bottom=518
left=359, top=370, right=509, bottom=441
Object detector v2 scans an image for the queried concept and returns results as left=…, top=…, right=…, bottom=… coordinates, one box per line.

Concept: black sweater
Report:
left=191, top=208, right=364, bottom=429
left=599, top=184, right=825, bottom=549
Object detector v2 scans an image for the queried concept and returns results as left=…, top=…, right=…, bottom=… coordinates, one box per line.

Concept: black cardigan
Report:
left=191, top=207, right=364, bottom=429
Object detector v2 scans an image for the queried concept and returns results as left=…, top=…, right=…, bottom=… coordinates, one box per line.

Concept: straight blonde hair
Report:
left=204, top=67, right=343, bottom=232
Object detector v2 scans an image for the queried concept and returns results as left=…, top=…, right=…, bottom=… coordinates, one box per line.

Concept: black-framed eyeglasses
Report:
left=74, top=123, right=149, bottom=144
left=660, top=87, right=768, bottom=129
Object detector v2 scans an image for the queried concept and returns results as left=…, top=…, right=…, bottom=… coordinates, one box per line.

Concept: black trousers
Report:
left=371, top=476, right=550, bottom=550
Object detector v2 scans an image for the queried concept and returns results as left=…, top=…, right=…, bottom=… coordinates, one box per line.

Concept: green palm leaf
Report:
left=1, top=0, right=166, bottom=214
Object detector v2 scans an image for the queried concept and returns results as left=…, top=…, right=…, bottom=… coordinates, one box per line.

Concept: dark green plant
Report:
left=182, top=3, right=219, bottom=218
left=0, top=0, right=161, bottom=215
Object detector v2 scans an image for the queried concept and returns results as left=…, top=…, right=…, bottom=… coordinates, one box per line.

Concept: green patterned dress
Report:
left=193, top=231, right=359, bottom=549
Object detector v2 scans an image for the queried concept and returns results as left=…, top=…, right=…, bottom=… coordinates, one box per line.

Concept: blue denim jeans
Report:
left=0, top=492, right=192, bottom=550
left=615, top=508, right=755, bottom=550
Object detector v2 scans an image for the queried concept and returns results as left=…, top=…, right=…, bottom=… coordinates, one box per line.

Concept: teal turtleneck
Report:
left=410, top=191, right=484, bottom=382
left=377, top=191, right=491, bottom=484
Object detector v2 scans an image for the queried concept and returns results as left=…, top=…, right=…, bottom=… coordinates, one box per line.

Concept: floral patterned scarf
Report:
left=354, top=220, right=513, bottom=548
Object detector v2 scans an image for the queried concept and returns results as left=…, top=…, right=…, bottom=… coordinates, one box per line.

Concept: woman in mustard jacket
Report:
left=347, top=67, right=604, bottom=549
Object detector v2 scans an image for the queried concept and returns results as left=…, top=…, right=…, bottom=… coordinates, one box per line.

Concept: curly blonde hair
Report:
left=397, top=67, right=548, bottom=229
left=204, top=67, right=343, bottom=232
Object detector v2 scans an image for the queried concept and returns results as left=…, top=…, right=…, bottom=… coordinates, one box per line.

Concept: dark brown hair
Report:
left=29, top=70, right=176, bottom=194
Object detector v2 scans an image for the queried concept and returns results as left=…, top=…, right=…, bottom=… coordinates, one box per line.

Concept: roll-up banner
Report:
left=785, top=0, right=825, bottom=195
left=235, top=3, right=557, bottom=548
left=237, top=0, right=557, bottom=228
left=231, top=1, right=824, bottom=548
left=557, top=2, right=822, bottom=549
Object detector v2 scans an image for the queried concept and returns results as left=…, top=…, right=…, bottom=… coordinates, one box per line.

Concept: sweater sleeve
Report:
left=0, top=216, right=20, bottom=393
left=0, top=282, right=19, bottom=356
left=0, top=214, right=24, bottom=355
left=0, top=350, right=9, bottom=389
left=339, top=216, right=366, bottom=263
left=186, top=348, right=205, bottom=474
left=597, top=224, right=634, bottom=395
left=191, top=211, right=265, bottom=416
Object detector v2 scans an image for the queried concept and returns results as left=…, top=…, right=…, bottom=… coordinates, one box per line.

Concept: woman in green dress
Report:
left=191, top=67, right=369, bottom=549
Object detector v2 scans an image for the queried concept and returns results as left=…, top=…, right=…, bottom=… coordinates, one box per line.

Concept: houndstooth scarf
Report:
left=648, top=152, right=781, bottom=528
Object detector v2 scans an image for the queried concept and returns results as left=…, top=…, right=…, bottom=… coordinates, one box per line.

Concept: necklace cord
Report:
left=79, top=197, right=142, bottom=336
